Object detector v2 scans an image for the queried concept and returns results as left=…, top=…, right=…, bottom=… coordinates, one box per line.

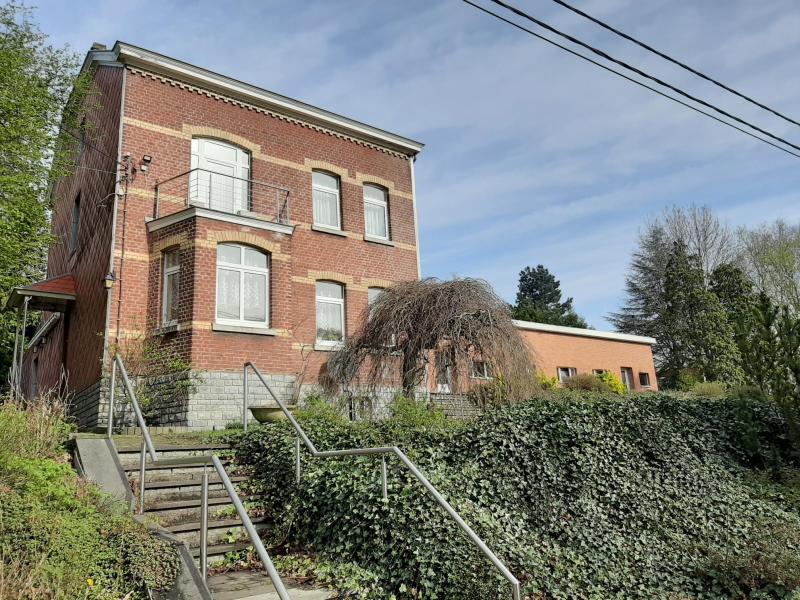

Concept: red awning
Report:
left=5, top=274, right=77, bottom=312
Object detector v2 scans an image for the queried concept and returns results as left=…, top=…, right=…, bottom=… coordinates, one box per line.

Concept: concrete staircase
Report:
left=117, top=442, right=265, bottom=565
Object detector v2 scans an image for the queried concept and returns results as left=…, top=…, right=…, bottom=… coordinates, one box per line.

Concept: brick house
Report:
left=10, top=42, right=657, bottom=429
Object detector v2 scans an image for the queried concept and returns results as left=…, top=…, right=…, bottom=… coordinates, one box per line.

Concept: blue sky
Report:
left=34, top=0, right=800, bottom=327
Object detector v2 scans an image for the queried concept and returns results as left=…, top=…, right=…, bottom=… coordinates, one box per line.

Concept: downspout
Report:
left=408, top=155, right=422, bottom=280
left=102, top=67, right=127, bottom=366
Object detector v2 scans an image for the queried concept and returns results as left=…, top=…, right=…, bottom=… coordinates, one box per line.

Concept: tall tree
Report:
left=739, top=220, right=800, bottom=313
left=512, top=265, right=588, bottom=328
left=0, top=3, right=87, bottom=381
left=660, top=243, right=743, bottom=387
left=710, top=263, right=757, bottom=330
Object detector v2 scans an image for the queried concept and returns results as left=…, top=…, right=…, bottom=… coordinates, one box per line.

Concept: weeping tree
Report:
left=324, top=278, right=537, bottom=405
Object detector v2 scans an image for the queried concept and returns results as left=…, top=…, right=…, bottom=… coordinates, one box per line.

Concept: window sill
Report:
left=212, top=323, right=277, bottom=336
left=154, top=323, right=181, bottom=335
left=363, top=235, right=395, bottom=247
left=311, top=224, right=347, bottom=237
left=314, top=342, right=344, bottom=352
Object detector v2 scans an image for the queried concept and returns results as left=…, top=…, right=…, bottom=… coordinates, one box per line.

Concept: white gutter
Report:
left=513, top=319, right=656, bottom=345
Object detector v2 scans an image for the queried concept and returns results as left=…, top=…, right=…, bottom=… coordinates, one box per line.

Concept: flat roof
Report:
left=83, top=42, right=424, bottom=156
left=513, top=319, right=656, bottom=345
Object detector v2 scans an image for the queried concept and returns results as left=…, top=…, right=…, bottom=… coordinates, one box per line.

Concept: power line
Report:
left=469, top=0, right=800, bottom=156
left=461, top=0, right=800, bottom=160
left=546, top=0, right=800, bottom=128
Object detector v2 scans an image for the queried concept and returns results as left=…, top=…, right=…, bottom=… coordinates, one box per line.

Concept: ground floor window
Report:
left=638, top=372, right=651, bottom=388
left=557, top=366, right=577, bottom=383
left=216, top=243, right=269, bottom=327
left=621, top=367, right=634, bottom=389
left=471, top=360, right=492, bottom=379
left=316, top=281, right=345, bottom=345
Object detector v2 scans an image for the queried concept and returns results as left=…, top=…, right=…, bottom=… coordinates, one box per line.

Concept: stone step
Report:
left=207, top=570, right=332, bottom=600
left=168, top=517, right=268, bottom=546
left=136, top=474, right=248, bottom=502
left=116, top=443, right=231, bottom=468
left=191, top=540, right=252, bottom=563
left=144, top=494, right=255, bottom=527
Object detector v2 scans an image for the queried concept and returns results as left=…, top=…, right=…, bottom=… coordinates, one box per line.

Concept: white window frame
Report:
left=215, top=243, right=270, bottom=328
left=162, top=249, right=181, bottom=326
left=557, top=367, right=577, bottom=384
left=638, top=372, right=651, bottom=388
left=312, top=171, right=342, bottom=231
left=471, top=360, right=491, bottom=380
left=621, top=367, right=634, bottom=390
left=363, top=184, right=389, bottom=240
left=315, top=281, right=345, bottom=346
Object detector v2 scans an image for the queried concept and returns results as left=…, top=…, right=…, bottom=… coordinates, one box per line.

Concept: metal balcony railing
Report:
left=155, top=168, right=290, bottom=224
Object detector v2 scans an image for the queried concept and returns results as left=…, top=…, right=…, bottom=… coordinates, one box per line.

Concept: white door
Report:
left=190, top=138, right=250, bottom=213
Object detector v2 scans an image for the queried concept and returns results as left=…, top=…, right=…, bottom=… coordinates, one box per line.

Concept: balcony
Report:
left=154, top=168, right=290, bottom=225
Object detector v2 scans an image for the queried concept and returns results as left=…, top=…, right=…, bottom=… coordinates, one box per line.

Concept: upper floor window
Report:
left=69, top=194, right=81, bottom=255
left=363, top=185, right=389, bottom=240
left=190, top=138, right=251, bottom=214
left=162, top=249, right=181, bottom=326
left=216, top=243, right=269, bottom=327
left=312, top=171, right=341, bottom=230
left=316, top=281, right=344, bottom=345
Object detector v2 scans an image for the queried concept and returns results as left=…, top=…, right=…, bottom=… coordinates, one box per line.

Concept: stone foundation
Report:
left=69, top=370, right=481, bottom=431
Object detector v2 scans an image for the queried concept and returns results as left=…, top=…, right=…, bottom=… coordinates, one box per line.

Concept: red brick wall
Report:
left=110, top=68, right=420, bottom=382
left=519, top=329, right=658, bottom=391
left=25, top=65, right=123, bottom=397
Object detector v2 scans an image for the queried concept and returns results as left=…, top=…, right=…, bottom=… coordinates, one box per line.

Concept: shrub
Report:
left=536, top=371, right=559, bottom=390
left=234, top=394, right=800, bottom=599
left=597, top=370, right=626, bottom=394
left=0, top=396, right=180, bottom=598
left=691, top=380, right=728, bottom=399
left=562, top=372, right=609, bottom=392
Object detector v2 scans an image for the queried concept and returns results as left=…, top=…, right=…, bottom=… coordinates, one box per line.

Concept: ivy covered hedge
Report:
left=234, top=395, right=800, bottom=599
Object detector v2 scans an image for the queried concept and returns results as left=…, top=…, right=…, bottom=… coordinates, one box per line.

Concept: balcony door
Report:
left=190, top=138, right=250, bottom=214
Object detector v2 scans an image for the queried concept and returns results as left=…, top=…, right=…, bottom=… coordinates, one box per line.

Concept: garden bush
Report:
left=234, top=394, right=800, bottom=599
left=0, top=397, right=180, bottom=599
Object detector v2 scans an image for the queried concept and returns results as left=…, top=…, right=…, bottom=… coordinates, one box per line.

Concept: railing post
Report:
left=107, top=359, right=116, bottom=439
left=138, top=438, right=147, bottom=514
left=200, top=465, right=209, bottom=581
left=381, top=456, right=388, bottom=501
left=295, top=436, right=301, bottom=484
left=243, top=364, right=249, bottom=433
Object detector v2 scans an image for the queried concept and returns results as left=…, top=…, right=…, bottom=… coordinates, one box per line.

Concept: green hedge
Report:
left=234, top=395, right=800, bottom=599
left=0, top=402, right=180, bottom=599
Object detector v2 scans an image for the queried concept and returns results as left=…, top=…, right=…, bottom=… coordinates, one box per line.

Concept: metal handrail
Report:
left=243, top=361, right=522, bottom=600
left=106, top=355, right=291, bottom=598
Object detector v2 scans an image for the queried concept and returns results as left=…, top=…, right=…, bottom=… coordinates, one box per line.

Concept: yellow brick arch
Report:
left=204, top=231, right=288, bottom=260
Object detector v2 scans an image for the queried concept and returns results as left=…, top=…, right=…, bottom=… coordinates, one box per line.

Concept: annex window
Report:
left=190, top=138, right=251, bottom=214
left=216, top=243, right=269, bottom=327
left=162, top=249, right=181, bottom=326
left=69, top=194, right=81, bottom=255
left=592, top=369, right=605, bottom=376
left=638, top=372, right=651, bottom=388
left=471, top=360, right=492, bottom=379
left=363, top=185, right=389, bottom=240
left=312, top=171, right=341, bottom=230
left=620, top=367, right=634, bottom=390
left=557, top=367, right=577, bottom=383
left=316, top=281, right=345, bottom=345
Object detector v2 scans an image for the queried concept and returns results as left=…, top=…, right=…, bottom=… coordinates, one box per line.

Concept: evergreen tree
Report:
left=660, top=243, right=743, bottom=386
left=512, top=265, right=588, bottom=328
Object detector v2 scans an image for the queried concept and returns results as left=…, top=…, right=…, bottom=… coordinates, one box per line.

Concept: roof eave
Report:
left=85, top=42, right=423, bottom=157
